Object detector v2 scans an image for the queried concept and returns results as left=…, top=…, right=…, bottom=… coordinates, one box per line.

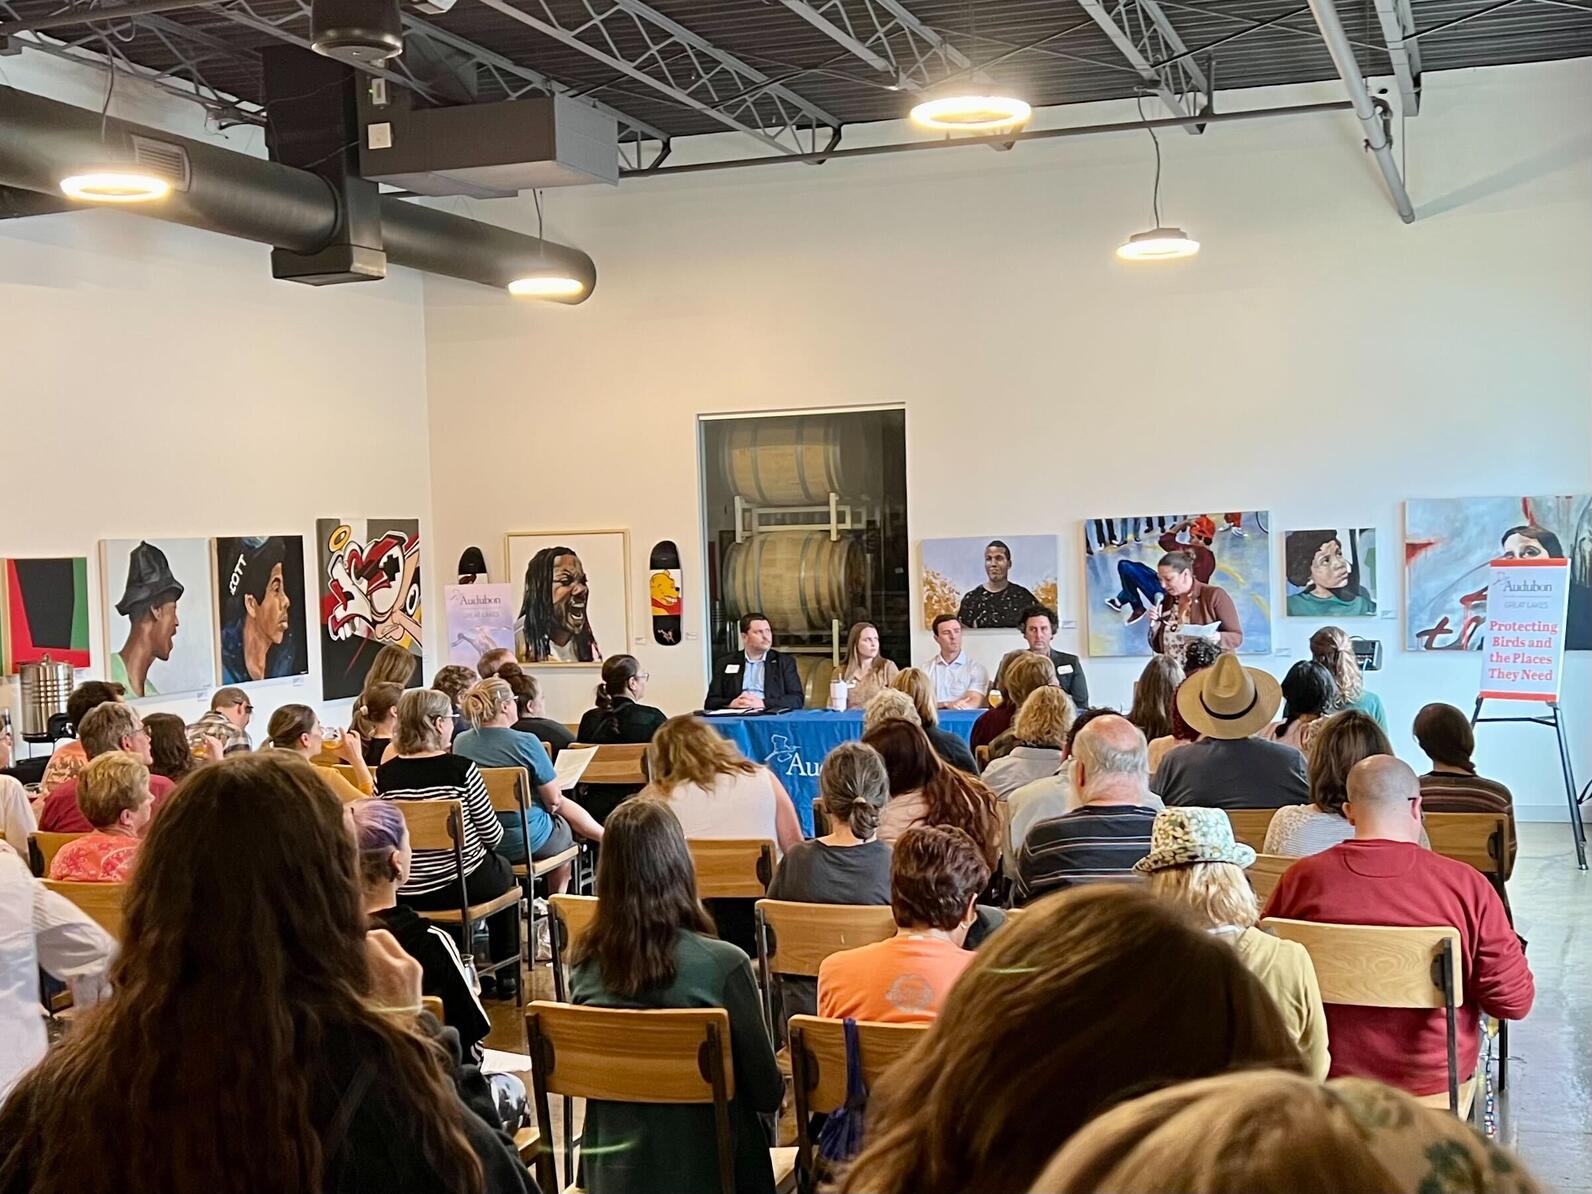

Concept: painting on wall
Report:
left=1283, top=528, right=1377, bottom=617
left=1083, top=512, right=1273, bottom=657
left=212, top=535, right=308, bottom=684
left=505, top=530, right=629, bottom=666
left=1405, top=495, right=1591, bottom=651
left=1, top=557, right=91, bottom=673
left=921, top=536, right=1059, bottom=629
left=316, top=518, right=423, bottom=699
left=99, top=538, right=216, bottom=697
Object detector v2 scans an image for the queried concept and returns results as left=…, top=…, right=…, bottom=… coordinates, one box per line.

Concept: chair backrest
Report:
left=975, top=744, right=991, bottom=767
left=756, top=901, right=896, bottom=979
left=332, top=763, right=359, bottom=785
left=689, top=839, right=775, bottom=899
left=1225, top=808, right=1278, bottom=850
left=1260, top=918, right=1463, bottom=1009
left=1423, top=812, right=1511, bottom=881
left=811, top=797, right=831, bottom=836
left=29, top=831, right=84, bottom=876
left=42, top=880, right=127, bottom=940
left=422, top=995, right=445, bottom=1022
left=575, top=742, right=649, bottom=785
left=1246, top=854, right=1299, bottom=903
left=479, top=766, right=531, bottom=816
left=548, top=893, right=600, bottom=1001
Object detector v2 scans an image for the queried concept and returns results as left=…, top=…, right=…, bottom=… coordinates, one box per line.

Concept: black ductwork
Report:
left=0, top=84, right=594, bottom=301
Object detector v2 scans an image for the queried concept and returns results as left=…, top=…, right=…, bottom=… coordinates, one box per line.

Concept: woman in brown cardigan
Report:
left=1148, top=551, right=1243, bottom=654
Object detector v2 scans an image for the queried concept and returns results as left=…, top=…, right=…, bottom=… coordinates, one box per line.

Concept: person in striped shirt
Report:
left=1412, top=702, right=1517, bottom=877
left=1015, top=715, right=1159, bottom=903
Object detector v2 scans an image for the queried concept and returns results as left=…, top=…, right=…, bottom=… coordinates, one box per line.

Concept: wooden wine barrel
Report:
left=720, top=416, right=865, bottom=506
left=722, top=532, right=865, bottom=634
left=792, top=655, right=833, bottom=710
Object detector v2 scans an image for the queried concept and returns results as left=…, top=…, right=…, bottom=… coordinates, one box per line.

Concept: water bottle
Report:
left=828, top=677, right=848, bottom=712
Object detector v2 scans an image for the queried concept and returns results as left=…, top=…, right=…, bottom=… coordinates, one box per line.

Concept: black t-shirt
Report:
left=512, top=715, right=575, bottom=756
left=371, top=904, right=492, bottom=1057
left=957, top=583, right=1038, bottom=628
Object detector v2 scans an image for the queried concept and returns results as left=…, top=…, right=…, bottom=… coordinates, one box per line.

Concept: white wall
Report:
left=0, top=51, right=436, bottom=744
left=423, top=60, right=1592, bottom=822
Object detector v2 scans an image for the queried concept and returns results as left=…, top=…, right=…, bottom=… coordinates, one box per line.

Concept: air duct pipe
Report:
left=0, top=85, right=595, bottom=299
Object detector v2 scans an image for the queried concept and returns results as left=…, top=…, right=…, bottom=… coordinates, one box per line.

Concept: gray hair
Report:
left=819, top=741, right=890, bottom=839
left=862, top=688, right=921, bottom=734
left=79, top=701, right=143, bottom=758
left=394, top=688, right=453, bottom=754
left=1071, top=714, right=1149, bottom=778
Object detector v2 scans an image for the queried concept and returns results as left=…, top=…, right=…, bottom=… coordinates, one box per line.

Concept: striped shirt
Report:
left=1418, top=770, right=1517, bottom=877
left=1016, top=803, right=1158, bottom=903
left=375, top=754, right=503, bottom=897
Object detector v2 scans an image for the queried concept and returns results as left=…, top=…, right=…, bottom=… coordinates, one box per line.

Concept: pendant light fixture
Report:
left=507, top=190, right=586, bottom=301
left=910, top=2, right=1029, bottom=134
left=59, top=58, right=170, bottom=205
left=1116, top=95, right=1199, bottom=262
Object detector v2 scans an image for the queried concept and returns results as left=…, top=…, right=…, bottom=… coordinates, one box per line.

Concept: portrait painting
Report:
left=316, top=518, right=423, bottom=700
left=505, top=530, right=629, bottom=666
left=1405, top=495, right=1591, bottom=651
left=1, top=557, right=91, bottom=673
left=1283, top=528, right=1377, bottom=617
left=921, top=536, right=1059, bottom=629
left=212, top=535, right=308, bottom=684
left=1083, top=512, right=1273, bottom=657
left=99, top=538, right=216, bottom=697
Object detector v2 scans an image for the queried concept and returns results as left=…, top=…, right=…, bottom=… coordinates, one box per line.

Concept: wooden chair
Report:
left=27, top=831, right=84, bottom=877
left=1225, top=809, right=1278, bottom=851
left=788, top=1016, right=926, bottom=1191
left=690, top=839, right=776, bottom=900
left=811, top=798, right=831, bottom=837
left=1246, top=854, right=1298, bottom=904
left=974, top=744, right=991, bottom=769
left=548, top=894, right=600, bottom=1003
left=524, top=1001, right=796, bottom=1194
left=754, top=900, right=897, bottom=1038
left=391, top=799, right=524, bottom=1005
left=1262, top=917, right=1473, bottom=1117
left=480, top=765, right=581, bottom=955
left=41, top=880, right=127, bottom=940
left=421, top=995, right=445, bottom=1022
left=574, top=742, right=649, bottom=786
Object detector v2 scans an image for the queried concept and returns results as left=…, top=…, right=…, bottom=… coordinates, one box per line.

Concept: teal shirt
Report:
left=570, top=931, right=782, bottom=1194
left=1287, top=588, right=1376, bottom=617
left=453, top=726, right=556, bottom=850
left=1344, top=690, right=1388, bottom=731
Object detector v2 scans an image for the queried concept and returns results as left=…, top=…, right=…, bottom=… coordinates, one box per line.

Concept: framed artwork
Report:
left=1405, top=495, right=1590, bottom=651
left=1083, top=512, right=1273, bottom=657
left=1283, top=528, right=1377, bottom=617
left=212, top=535, right=309, bottom=684
left=1, top=557, right=91, bottom=673
left=444, top=582, right=516, bottom=668
left=505, top=530, right=629, bottom=666
left=99, top=538, right=216, bottom=698
left=316, top=518, right=423, bottom=700
left=921, top=535, right=1059, bottom=629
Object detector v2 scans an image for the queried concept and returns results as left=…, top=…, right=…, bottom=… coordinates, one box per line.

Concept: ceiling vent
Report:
left=130, top=134, right=191, bottom=192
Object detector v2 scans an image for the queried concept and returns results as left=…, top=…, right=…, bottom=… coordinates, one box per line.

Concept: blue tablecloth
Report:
left=706, top=708, right=982, bottom=835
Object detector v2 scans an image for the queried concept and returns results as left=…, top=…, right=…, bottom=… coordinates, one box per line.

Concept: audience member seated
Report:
left=1125, top=654, right=1182, bottom=747
left=888, top=670, right=977, bottom=773
left=980, top=685, right=1075, bottom=799
left=352, top=799, right=491, bottom=1059
left=47, top=751, right=152, bottom=883
left=864, top=719, right=1000, bottom=872
left=494, top=663, right=575, bottom=756
left=837, top=885, right=1306, bottom=1194
left=577, top=654, right=667, bottom=823
left=376, top=690, right=521, bottom=992
left=39, top=680, right=124, bottom=796
left=185, top=686, right=253, bottom=757
left=970, top=651, right=1056, bottom=757
left=430, top=664, right=479, bottom=741
left=569, top=797, right=782, bottom=1194
left=455, top=678, right=604, bottom=890
left=1150, top=655, right=1307, bottom=810
left=1264, top=756, right=1534, bottom=1098
left=143, top=713, right=197, bottom=783
left=704, top=612, right=804, bottom=713
left=641, top=715, right=802, bottom=853
left=1016, top=715, right=1159, bottom=903
left=767, top=742, right=893, bottom=1019
left=476, top=646, right=515, bottom=678
left=366, top=641, right=421, bottom=690
left=991, top=605, right=1089, bottom=705
left=1005, top=708, right=1114, bottom=882
left=0, top=725, right=34, bottom=855
left=266, top=704, right=372, bottom=800
left=924, top=615, right=988, bottom=710
left=1264, top=711, right=1392, bottom=856
left=1413, top=701, right=1518, bottom=876
left=1137, top=807, right=1329, bottom=1078
left=837, top=621, right=899, bottom=709
left=1267, top=660, right=1337, bottom=753
left=1029, top=1071, right=1543, bottom=1194
left=818, top=825, right=987, bottom=1023
left=39, top=703, right=175, bottom=833
left=0, top=754, right=531, bottom=1194
left=352, top=681, right=403, bottom=767
left=1312, top=625, right=1387, bottom=729
left=1145, top=640, right=1220, bottom=772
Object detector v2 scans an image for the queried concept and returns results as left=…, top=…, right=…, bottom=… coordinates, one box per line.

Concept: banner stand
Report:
left=1470, top=698, right=1586, bottom=871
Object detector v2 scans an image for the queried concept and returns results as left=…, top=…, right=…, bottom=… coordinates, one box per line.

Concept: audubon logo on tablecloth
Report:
left=764, top=734, right=820, bottom=779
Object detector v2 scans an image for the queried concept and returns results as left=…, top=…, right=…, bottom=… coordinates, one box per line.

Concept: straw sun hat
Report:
left=1174, top=653, right=1281, bottom=741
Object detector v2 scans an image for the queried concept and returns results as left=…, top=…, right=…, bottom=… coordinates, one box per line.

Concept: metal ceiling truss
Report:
left=770, top=0, right=969, bottom=92
left=471, top=0, right=840, bottom=156
left=1076, top=0, right=1208, bottom=130
left=1371, top=0, right=1421, bottom=114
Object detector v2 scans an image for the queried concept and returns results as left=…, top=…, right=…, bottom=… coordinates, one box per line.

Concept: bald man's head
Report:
left=1344, top=755, right=1423, bottom=842
left=1072, top=714, right=1150, bottom=800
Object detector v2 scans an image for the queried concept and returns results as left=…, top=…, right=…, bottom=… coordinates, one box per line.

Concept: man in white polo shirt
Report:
left=925, top=615, right=989, bottom=710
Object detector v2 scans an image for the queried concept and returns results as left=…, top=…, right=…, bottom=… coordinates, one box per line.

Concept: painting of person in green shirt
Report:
left=1285, top=528, right=1376, bottom=616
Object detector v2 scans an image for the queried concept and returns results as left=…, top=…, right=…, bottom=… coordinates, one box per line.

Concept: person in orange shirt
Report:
left=818, top=825, right=989, bottom=1023
left=48, top=751, right=152, bottom=883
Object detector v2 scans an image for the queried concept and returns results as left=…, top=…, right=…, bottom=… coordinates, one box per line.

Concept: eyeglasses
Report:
left=637, top=672, right=650, bottom=682
left=241, top=703, right=254, bottom=714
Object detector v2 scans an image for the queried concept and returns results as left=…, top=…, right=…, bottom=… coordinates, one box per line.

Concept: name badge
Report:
left=724, top=664, right=740, bottom=674
left=1058, top=664, right=1074, bottom=675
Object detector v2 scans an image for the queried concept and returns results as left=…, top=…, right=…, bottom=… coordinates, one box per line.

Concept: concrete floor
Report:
left=487, top=819, right=1592, bottom=1187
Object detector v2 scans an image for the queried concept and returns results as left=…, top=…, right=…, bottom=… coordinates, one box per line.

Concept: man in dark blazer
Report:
left=704, top=612, right=805, bottom=712
left=992, top=605, right=1090, bottom=706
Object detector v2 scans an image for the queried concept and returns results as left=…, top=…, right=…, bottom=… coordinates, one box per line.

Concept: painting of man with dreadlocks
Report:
left=506, top=530, right=630, bottom=666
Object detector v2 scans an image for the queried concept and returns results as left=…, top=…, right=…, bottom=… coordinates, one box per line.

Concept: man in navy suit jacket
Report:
left=704, top=612, right=804, bottom=713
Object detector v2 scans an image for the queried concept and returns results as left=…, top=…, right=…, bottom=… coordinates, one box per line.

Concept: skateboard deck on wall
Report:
left=649, top=540, right=683, bottom=646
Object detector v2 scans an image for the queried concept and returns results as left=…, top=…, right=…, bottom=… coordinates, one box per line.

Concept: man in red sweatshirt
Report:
left=1264, top=755, right=1533, bottom=1097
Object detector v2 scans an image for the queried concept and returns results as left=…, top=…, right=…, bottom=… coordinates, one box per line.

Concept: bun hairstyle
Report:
left=494, top=662, right=538, bottom=717
left=266, top=703, right=318, bottom=749
left=596, top=655, right=642, bottom=710
left=819, top=741, right=890, bottom=840
left=460, top=678, right=512, bottom=729
left=351, top=681, right=403, bottom=741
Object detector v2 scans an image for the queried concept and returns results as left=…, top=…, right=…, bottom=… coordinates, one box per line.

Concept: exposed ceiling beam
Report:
left=1372, top=0, right=1421, bottom=113
left=769, top=0, right=969, bottom=92
left=1076, top=0, right=1206, bottom=131
left=0, top=0, right=211, bottom=37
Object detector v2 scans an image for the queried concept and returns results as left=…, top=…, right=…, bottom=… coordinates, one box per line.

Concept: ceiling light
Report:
left=59, top=168, right=171, bottom=204
left=1116, top=227, right=1200, bottom=261
left=910, top=92, right=1031, bottom=133
left=507, top=270, right=585, bottom=299
left=310, top=0, right=403, bottom=64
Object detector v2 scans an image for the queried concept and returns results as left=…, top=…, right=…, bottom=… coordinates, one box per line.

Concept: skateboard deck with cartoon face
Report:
left=649, top=540, right=683, bottom=646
